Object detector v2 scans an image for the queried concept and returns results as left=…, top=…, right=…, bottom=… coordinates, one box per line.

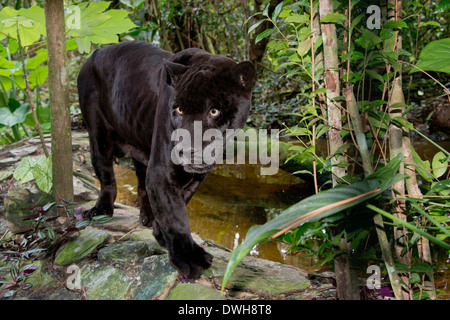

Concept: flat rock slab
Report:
left=133, top=254, right=178, bottom=300
left=205, top=246, right=310, bottom=296
left=98, top=240, right=165, bottom=264
left=55, top=227, right=111, bottom=265
left=167, top=283, right=226, bottom=300
left=81, top=264, right=134, bottom=300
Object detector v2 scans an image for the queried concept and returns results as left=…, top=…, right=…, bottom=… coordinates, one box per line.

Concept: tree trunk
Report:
left=45, top=0, right=74, bottom=208
left=344, top=85, right=405, bottom=300
left=319, top=0, right=357, bottom=300
left=385, top=0, right=411, bottom=300
left=319, top=0, right=345, bottom=186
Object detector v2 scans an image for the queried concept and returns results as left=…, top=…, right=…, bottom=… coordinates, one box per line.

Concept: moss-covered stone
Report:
left=24, top=260, right=56, bottom=291
left=133, top=254, right=178, bottom=300
left=54, top=227, right=111, bottom=265
left=80, top=264, right=133, bottom=300
left=3, top=185, right=56, bottom=234
left=97, top=240, right=164, bottom=264
left=167, top=283, right=226, bottom=300
left=206, top=247, right=310, bottom=296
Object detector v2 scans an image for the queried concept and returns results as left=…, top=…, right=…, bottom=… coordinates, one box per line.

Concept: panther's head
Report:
left=164, top=49, right=256, bottom=174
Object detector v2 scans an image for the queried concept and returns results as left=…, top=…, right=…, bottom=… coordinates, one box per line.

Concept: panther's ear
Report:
left=234, top=61, right=256, bottom=91
left=164, top=59, right=189, bottom=86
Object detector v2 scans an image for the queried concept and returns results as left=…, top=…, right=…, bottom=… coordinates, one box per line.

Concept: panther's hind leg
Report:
left=83, top=129, right=117, bottom=218
left=78, top=68, right=117, bottom=218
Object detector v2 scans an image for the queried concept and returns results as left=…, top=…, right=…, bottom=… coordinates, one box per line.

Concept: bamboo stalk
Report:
left=17, top=29, right=49, bottom=157
left=344, top=84, right=405, bottom=300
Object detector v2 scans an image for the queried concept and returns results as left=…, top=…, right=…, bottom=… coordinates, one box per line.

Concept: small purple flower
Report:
left=74, top=207, right=84, bottom=221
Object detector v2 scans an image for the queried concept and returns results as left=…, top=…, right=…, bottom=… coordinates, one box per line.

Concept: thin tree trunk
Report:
left=344, top=85, right=404, bottom=300
left=319, top=0, right=345, bottom=186
left=45, top=0, right=74, bottom=208
left=319, top=0, right=356, bottom=300
left=386, top=0, right=411, bottom=300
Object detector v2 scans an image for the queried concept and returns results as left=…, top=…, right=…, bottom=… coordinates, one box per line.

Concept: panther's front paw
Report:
left=82, top=205, right=113, bottom=219
left=169, top=238, right=213, bottom=280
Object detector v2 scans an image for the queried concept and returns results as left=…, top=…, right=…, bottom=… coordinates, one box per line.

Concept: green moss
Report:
left=55, top=227, right=111, bottom=265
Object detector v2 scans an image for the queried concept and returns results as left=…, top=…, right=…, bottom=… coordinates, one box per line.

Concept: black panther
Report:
left=77, top=41, right=256, bottom=279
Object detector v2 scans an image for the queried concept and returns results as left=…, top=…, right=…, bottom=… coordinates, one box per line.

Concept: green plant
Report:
left=224, top=0, right=450, bottom=300
left=0, top=2, right=137, bottom=146
left=0, top=197, right=112, bottom=299
left=13, top=155, right=52, bottom=193
left=221, top=154, right=404, bottom=291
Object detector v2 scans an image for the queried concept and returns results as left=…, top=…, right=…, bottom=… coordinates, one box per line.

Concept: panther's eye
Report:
left=209, top=108, right=220, bottom=117
left=175, top=107, right=183, bottom=115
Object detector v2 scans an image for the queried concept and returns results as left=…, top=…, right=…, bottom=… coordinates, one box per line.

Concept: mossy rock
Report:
left=80, top=264, right=134, bottom=300
left=98, top=240, right=165, bottom=264
left=133, top=254, right=178, bottom=300
left=3, top=184, right=56, bottom=234
left=167, top=283, right=226, bottom=300
left=54, top=227, right=111, bottom=265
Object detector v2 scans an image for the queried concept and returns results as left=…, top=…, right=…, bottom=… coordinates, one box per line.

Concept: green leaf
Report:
left=255, top=28, right=276, bottom=44
left=365, top=69, right=384, bottom=83
left=429, top=179, right=450, bottom=196
left=356, top=29, right=381, bottom=50
left=380, top=27, right=393, bottom=40
left=32, top=156, right=53, bottom=193
left=0, top=104, right=28, bottom=127
left=297, top=38, right=310, bottom=57
left=432, top=151, right=448, bottom=178
left=391, top=115, right=414, bottom=130
left=46, top=227, right=56, bottom=240
left=221, top=155, right=404, bottom=291
left=88, top=10, right=137, bottom=44
left=25, top=48, right=47, bottom=69
left=409, top=263, right=433, bottom=273
left=247, top=19, right=267, bottom=34
left=66, top=2, right=137, bottom=53
left=13, top=156, right=36, bottom=183
left=383, top=20, right=407, bottom=28
left=411, top=38, right=450, bottom=73
left=409, top=273, right=421, bottom=284
left=28, top=65, right=48, bottom=89
left=0, top=7, right=45, bottom=47
left=320, top=13, right=347, bottom=26
left=411, top=147, right=433, bottom=182
left=285, top=14, right=309, bottom=24
left=272, top=2, right=283, bottom=21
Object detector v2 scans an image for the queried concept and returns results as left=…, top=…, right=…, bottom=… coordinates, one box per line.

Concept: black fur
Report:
left=77, top=41, right=255, bottom=279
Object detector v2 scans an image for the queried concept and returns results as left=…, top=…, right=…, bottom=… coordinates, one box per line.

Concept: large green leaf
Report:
left=0, top=6, right=45, bottom=47
left=411, top=38, right=450, bottom=73
left=0, top=104, right=28, bottom=127
left=432, top=151, right=448, bottom=178
left=66, top=2, right=137, bottom=53
left=13, top=156, right=36, bottom=183
left=32, top=156, right=52, bottom=193
left=320, top=13, right=347, bottom=26
left=221, top=155, right=404, bottom=291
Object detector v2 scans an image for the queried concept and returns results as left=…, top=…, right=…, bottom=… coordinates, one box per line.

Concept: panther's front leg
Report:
left=146, top=166, right=213, bottom=279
